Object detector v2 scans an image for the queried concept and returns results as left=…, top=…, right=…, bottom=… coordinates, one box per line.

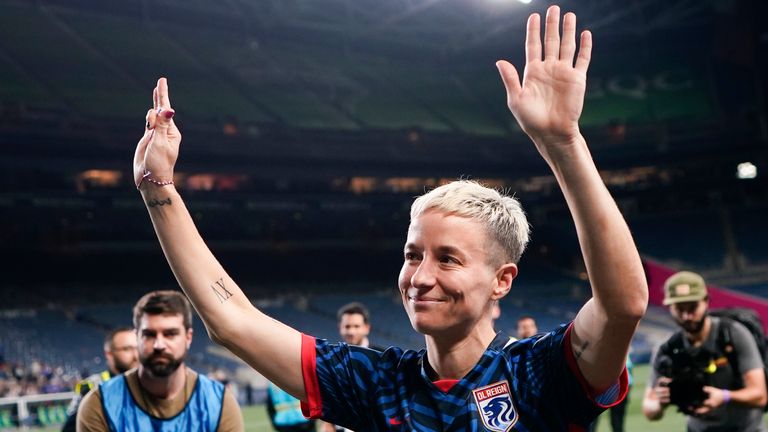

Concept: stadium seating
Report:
left=629, top=209, right=726, bottom=270
left=0, top=309, right=103, bottom=376
left=0, top=4, right=141, bottom=118
left=731, top=206, right=768, bottom=264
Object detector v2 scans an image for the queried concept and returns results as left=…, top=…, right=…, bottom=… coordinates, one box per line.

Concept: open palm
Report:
left=497, top=6, right=591, bottom=152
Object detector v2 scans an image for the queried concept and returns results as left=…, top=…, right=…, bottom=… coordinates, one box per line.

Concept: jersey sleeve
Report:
left=520, top=323, right=629, bottom=428
left=561, top=324, right=629, bottom=407
left=300, top=333, right=385, bottom=430
left=730, top=321, right=764, bottom=374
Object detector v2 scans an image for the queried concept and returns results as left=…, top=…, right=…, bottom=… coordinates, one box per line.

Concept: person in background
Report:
left=62, top=327, right=138, bottom=432
left=266, top=382, right=316, bottom=432
left=336, top=302, right=383, bottom=351
left=77, top=290, right=244, bottom=431
left=642, top=271, right=766, bottom=431
left=516, top=315, right=539, bottom=339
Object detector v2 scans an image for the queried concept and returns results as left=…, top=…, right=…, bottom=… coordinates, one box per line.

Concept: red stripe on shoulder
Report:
left=562, top=323, right=629, bottom=408
left=299, top=333, right=323, bottom=419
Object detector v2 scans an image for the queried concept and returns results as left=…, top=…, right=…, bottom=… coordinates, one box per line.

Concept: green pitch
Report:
left=242, top=403, right=272, bottom=431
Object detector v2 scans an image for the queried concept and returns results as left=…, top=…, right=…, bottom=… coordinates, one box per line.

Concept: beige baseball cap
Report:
left=663, top=271, right=708, bottom=306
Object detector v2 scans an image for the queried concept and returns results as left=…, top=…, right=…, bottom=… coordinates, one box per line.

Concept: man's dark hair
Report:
left=337, top=302, right=370, bottom=325
left=133, top=290, right=193, bottom=330
left=517, top=315, right=536, bottom=323
left=104, top=326, right=134, bottom=350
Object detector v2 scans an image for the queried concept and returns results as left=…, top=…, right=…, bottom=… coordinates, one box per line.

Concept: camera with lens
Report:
left=657, top=351, right=711, bottom=415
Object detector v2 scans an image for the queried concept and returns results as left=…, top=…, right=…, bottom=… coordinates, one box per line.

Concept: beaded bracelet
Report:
left=137, top=170, right=174, bottom=189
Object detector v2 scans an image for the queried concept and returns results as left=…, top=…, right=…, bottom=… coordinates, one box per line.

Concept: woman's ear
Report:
left=492, top=263, right=518, bottom=300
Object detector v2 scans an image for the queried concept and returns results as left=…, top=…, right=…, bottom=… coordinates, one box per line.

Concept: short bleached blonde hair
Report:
left=410, top=180, right=530, bottom=264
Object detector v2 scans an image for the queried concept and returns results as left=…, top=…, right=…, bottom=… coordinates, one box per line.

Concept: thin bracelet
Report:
left=137, top=170, right=174, bottom=189
left=722, top=389, right=731, bottom=405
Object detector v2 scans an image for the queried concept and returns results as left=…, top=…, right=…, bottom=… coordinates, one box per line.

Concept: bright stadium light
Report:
left=517, top=0, right=532, bottom=3
left=736, top=162, right=757, bottom=179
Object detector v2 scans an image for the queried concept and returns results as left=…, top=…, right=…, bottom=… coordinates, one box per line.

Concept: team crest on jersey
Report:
left=472, top=380, right=518, bottom=431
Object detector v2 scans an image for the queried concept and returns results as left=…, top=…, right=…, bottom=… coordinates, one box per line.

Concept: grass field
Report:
left=19, top=364, right=753, bottom=431
left=242, top=403, right=272, bottom=431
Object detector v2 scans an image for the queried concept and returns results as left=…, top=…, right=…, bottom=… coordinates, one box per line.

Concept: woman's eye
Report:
left=404, top=252, right=417, bottom=261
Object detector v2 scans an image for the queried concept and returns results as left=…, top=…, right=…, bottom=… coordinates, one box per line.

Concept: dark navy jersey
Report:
left=301, top=323, right=627, bottom=431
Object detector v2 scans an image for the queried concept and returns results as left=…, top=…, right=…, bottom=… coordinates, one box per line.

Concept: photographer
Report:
left=642, top=271, right=767, bottom=431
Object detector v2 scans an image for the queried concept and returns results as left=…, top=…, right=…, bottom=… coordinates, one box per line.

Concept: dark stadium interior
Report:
left=0, top=0, right=767, bottom=427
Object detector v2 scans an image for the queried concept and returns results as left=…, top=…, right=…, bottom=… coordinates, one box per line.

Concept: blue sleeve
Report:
left=301, top=334, right=389, bottom=430
left=512, top=323, right=628, bottom=428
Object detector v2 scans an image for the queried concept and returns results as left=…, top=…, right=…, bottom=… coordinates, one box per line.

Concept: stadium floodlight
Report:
left=736, top=162, right=757, bottom=179
left=517, top=0, right=532, bottom=3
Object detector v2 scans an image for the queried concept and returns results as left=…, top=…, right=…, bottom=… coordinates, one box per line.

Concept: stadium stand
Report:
left=629, top=209, right=727, bottom=270
left=731, top=206, right=768, bottom=264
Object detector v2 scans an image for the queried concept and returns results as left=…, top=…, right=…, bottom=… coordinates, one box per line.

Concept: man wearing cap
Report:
left=642, top=271, right=767, bottom=431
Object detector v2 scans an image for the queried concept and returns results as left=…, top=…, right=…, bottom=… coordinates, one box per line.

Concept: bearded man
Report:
left=77, top=290, right=244, bottom=431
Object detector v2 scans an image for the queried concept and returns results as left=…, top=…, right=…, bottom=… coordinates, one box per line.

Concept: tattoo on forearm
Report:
left=574, top=340, right=590, bottom=359
left=147, top=197, right=172, bottom=208
left=211, top=278, right=234, bottom=303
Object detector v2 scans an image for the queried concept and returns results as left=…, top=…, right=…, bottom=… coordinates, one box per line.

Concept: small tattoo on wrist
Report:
left=147, top=197, right=172, bottom=208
